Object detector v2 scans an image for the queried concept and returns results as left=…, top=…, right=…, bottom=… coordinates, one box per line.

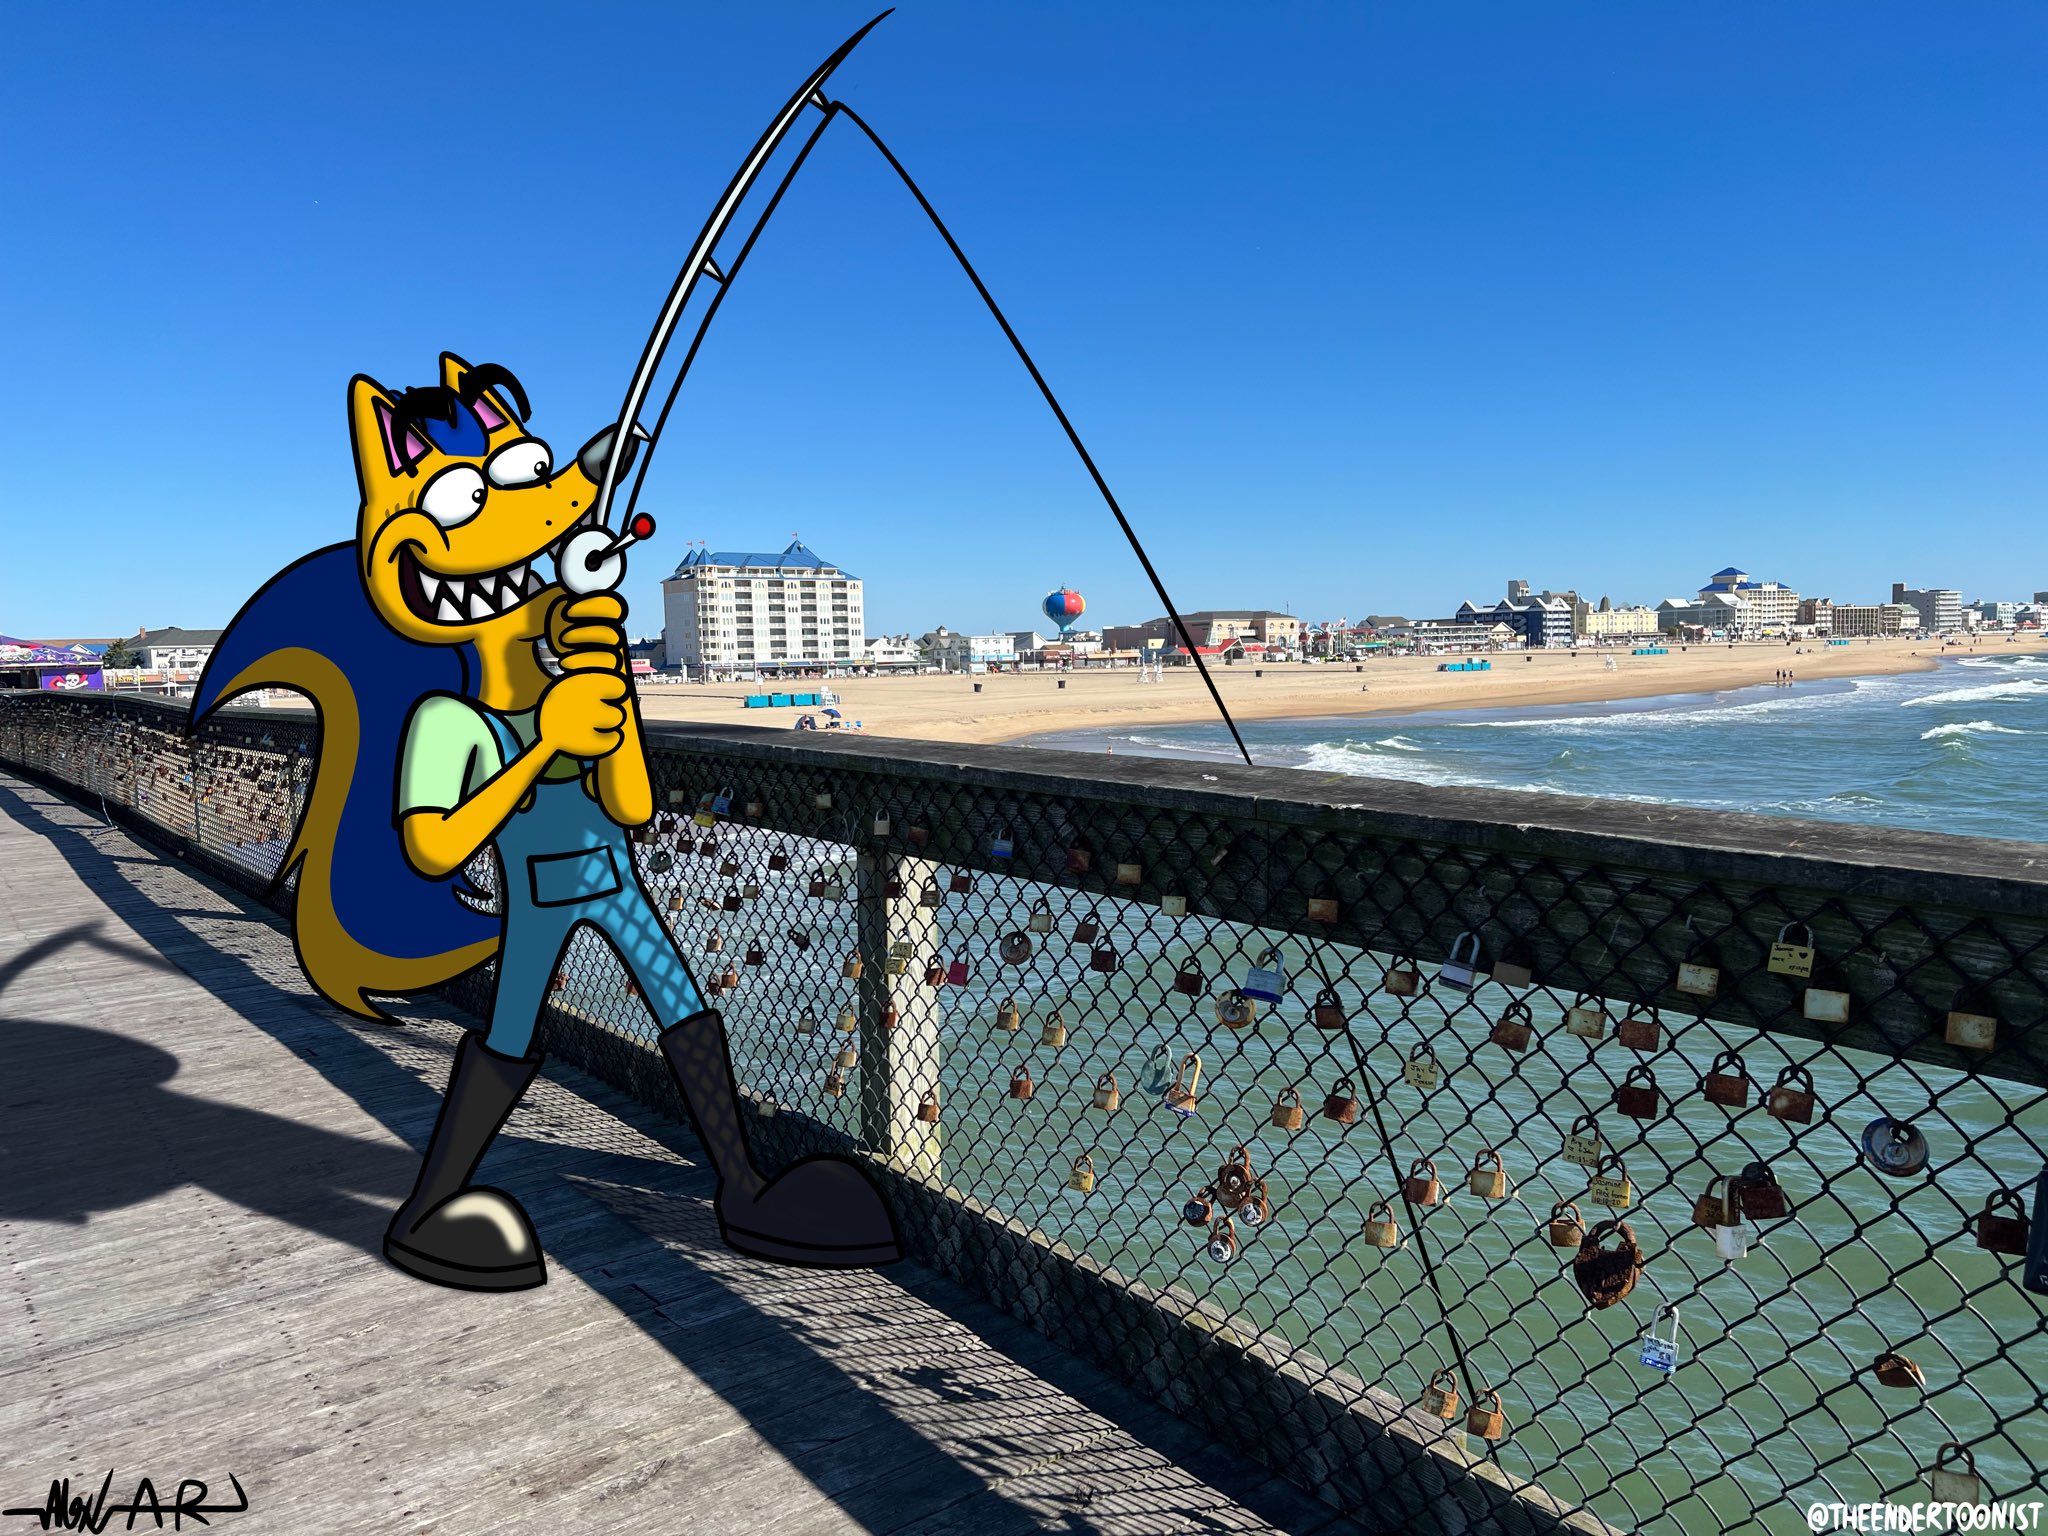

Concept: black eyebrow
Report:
left=458, top=362, right=531, bottom=423
left=388, top=385, right=461, bottom=473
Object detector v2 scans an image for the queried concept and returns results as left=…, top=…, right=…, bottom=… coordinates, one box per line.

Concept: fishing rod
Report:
left=564, top=10, right=1255, bottom=767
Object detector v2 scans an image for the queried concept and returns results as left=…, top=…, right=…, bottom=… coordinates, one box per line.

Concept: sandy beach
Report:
left=634, top=635, right=2040, bottom=746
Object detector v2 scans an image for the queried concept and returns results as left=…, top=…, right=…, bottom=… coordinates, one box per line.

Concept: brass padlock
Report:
left=1402, top=1044, right=1440, bottom=1090
left=1767, top=1064, right=1816, bottom=1123
left=704, top=929, right=724, bottom=953
left=1008, top=1064, right=1035, bottom=1101
left=885, top=952, right=909, bottom=977
left=1067, top=1155, right=1096, bottom=1194
left=824, top=1067, right=848, bottom=1098
left=1588, top=1152, right=1632, bottom=1209
left=1874, top=1351, right=1926, bottom=1391
left=1701, top=1050, right=1751, bottom=1108
left=668, top=893, right=688, bottom=913
left=1975, top=1188, right=2031, bottom=1254
left=1573, top=1218, right=1643, bottom=1310
left=1564, top=999, right=1613, bottom=1048
left=1464, top=1391, right=1505, bottom=1442
left=949, top=868, right=972, bottom=895
left=1927, top=1442, right=1981, bottom=1506
left=1734, top=1159, right=1789, bottom=1220
left=1165, top=1054, right=1201, bottom=1117
left=1322, top=1077, right=1360, bottom=1126
left=1467, top=1148, right=1507, bottom=1199
left=1562, top=1114, right=1603, bottom=1168
left=1270, top=1087, right=1305, bottom=1131
left=996, top=996, right=1022, bottom=1032
left=1312, top=987, right=1347, bottom=1031
left=999, top=931, right=1033, bottom=965
left=1114, top=860, right=1143, bottom=887
left=917, top=1089, right=940, bottom=1123
left=1617, top=1004, right=1661, bottom=1052
left=1768, top=921, right=1817, bottom=978
left=1028, top=898, right=1054, bottom=934
left=1174, top=958, right=1205, bottom=997
left=881, top=1003, right=899, bottom=1030
left=1206, top=1217, right=1239, bottom=1265
left=1945, top=986, right=1997, bottom=1051
left=1692, top=1176, right=1737, bottom=1229
left=1363, top=1199, right=1400, bottom=1249
left=1040, top=1009, right=1068, bottom=1048
left=1548, top=1201, right=1585, bottom=1249
left=1420, top=1369, right=1459, bottom=1420
left=1305, top=895, right=1339, bottom=924
left=1073, top=910, right=1101, bottom=945
left=842, top=952, right=863, bottom=980
left=836, top=1005, right=857, bottom=1032
left=1092, top=1072, right=1121, bottom=1112
left=1215, top=989, right=1255, bottom=1029
left=1614, top=1065, right=1660, bottom=1120
left=835, top=1042, right=858, bottom=1070
left=1403, top=1157, right=1441, bottom=1206
left=796, top=1010, right=819, bottom=1037
left=1385, top=957, right=1422, bottom=998
left=718, top=965, right=740, bottom=991
left=1488, top=1000, right=1533, bottom=1053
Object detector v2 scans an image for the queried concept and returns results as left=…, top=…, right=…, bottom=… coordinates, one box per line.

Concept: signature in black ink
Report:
left=3, top=1471, right=246, bottom=1532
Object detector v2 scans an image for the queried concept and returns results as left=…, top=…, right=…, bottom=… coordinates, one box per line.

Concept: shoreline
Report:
left=634, top=637, right=2027, bottom=748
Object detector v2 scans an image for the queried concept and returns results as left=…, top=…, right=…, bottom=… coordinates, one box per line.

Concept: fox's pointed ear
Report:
left=440, top=351, right=523, bottom=434
left=348, top=374, right=422, bottom=496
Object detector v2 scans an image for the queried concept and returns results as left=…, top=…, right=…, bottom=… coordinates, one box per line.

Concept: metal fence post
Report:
left=856, top=849, right=941, bottom=1181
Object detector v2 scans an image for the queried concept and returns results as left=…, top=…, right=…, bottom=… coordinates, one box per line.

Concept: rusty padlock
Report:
left=1420, top=1368, right=1459, bottom=1420
left=1767, top=1064, right=1817, bottom=1123
left=1384, top=956, right=1422, bottom=998
left=1617, top=1004, right=1662, bottom=1052
left=1214, top=1148, right=1255, bottom=1210
left=1040, top=1009, right=1068, bottom=1048
left=1206, top=1217, right=1239, bottom=1265
left=1468, top=1148, right=1508, bottom=1199
left=1236, top=1177, right=1272, bottom=1228
left=1165, top=1054, right=1202, bottom=1117
left=1092, top=1072, right=1121, bottom=1112
left=1402, top=1043, right=1440, bottom=1090
left=1363, top=1199, right=1400, bottom=1249
left=841, top=951, right=863, bottom=980
left=1975, top=1188, right=2031, bottom=1254
left=884, top=874, right=904, bottom=899
left=1573, top=1218, right=1644, bottom=1310
left=1008, top=1064, right=1035, bottom=1101
left=924, top=959, right=945, bottom=987
left=999, top=930, right=1034, bottom=965
left=1945, top=985, right=1997, bottom=1051
left=1692, top=1176, right=1738, bottom=1229
left=907, top=824, right=930, bottom=848
left=1464, top=1391, right=1505, bottom=1442
left=949, top=868, right=972, bottom=895
left=834, top=1042, right=858, bottom=1070
left=836, top=1004, right=858, bottom=1032
left=917, top=1089, right=941, bottom=1124
left=1182, top=1185, right=1215, bottom=1225
left=1305, top=895, right=1340, bottom=924
left=1312, top=987, right=1347, bottom=1031
left=767, top=843, right=790, bottom=872
left=1562, top=1114, right=1603, bottom=1168
left=1089, top=939, right=1120, bottom=974
left=722, top=886, right=743, bottom=913
left=1614, top=1065, right=1660, bottom=1120
left=1322, top=1077, right=1360, bottom=1126
left=1114, top=859, right=1143, bottom=887
left=1174, top=957, right=1205, bottom=997
left=1564, top=993, right=1610, bottom=1042
left=1701, top=1050, right=1752, bottom=1108
left=1403, top=1157, right=1442, bottom=1206
left=824, top=1067, right=848, bottom=1098
left=1270, top=1087, right=1306, bottom=1131
left=1548, top=1201, right=1585, bottom=1249
left=1488, top=1000, right=1533, bottom=1053
left=1064, top=845, right=1092, bottom=876
left=996, top=996, right=1022, bottom=1032
left=1734, top=1159, right=1789, bottom=1220
left=1067, top=1154, right=1096, bottom=1194
left=881, top=1002, right=899, bottom=1030
left=1588, top=1152, right=1633, bottom=1209
left=1874, top=1351, right=1926, bottom=1391
left=1073, top=909, right=1101, bottom=946
left=1215, top=989, right=1256, bottom=1029
left=718, top=964, right=740, bottom=991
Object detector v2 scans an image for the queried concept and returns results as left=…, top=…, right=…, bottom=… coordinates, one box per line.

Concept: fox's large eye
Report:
left=419, top=464, right=487, bottom=528
left=485, top=437, right=553, bottom=487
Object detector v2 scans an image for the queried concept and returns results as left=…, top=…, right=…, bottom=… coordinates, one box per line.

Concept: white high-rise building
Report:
left=661, top=540, right=864, bottom=674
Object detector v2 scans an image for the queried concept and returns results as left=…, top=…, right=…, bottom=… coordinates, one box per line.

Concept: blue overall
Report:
left=479, top=713, right=705, bottom=1059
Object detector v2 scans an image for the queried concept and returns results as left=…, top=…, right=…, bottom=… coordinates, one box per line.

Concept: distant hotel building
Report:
left=661, top=540, right=863, bottom=673
left=1701, top=567, right=1800, bottom=633
left=1891, top=583, right=1963, bottom=633
left=1101, top=611, right=1301, bottom=655
left=1829, top=603, right=1914, bottom=639
left=1580, top=604, right=1661, bottom=640
left=1453, top=581, right=1574, bottom=648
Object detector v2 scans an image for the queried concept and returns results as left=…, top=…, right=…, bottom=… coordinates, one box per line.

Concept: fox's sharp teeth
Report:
left=419, top=571, right=441, bottom=603
left=525, top=568, right=545, bottom=595
left=435, top=596, right=463, bottom=623
left=468, top=589, right=496, bottom=621
left=444, top=578, right=466, bottom=606
left=507, top=563, right=527, bottom=590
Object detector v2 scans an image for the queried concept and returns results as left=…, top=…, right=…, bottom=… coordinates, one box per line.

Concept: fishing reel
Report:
left=555, top=512, right=656, bottom=597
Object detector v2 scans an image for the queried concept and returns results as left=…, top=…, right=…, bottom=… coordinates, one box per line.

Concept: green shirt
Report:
left=397, top=695, right=579, bottom=815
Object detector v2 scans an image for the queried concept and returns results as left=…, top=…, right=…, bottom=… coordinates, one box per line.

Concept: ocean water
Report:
left=1024, top=653, right=2048, bottom=844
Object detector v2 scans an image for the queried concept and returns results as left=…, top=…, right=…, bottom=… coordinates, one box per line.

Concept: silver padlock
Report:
left=1436, top=931, right=1485, bottom=992
left=1638, top=1304, right=1680, bottom=1374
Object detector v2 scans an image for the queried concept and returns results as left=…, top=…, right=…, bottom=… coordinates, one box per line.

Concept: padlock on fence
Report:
left=795, top=1009, right=819, bottom=1037
left=1028, top=898, right=1054, bottom=934
left=1064, top=844, right=1092, bottom=876
left=1467, top=1148, right=1507, bottom=1199
left=1114, top=859, right=1143, bottom=888
left=1574, top=1218, right=1643, bottom=1309
left=1975, top=1189, right=2031, bottom=1254
left=918, top=880, right=943, bottom=909
left=1548, top=1201, right=1585, bottom=1249
left=947, top=957, right=969, bottom=986
left=1464, top=1391, right=1505, bottom=1442
left=842, top=951, right=863, bottom=980
left=1073, top=909, right=1101, bottom=946
left=1143, top=1044, right=1173, bottom=1096
left=924, top=959, right=944, bottom=987
left=836, top=1005, right=857, bottom=1033
left=1215, top=989, right=1256, bottom=1029
left=1588, top=1153, right=1632, bottom=1209
left=883, top=874, right=904, bottom=899
left=1206, top=1217, right=1239, bottom=1265
left=1313, top=987, right=1347, bottom=1031
left=1040, top=1009, right=1067, bottom=1048
left=1945, top=985, right=1997, bottom=1051
left=1214, top=1148, right=1255, bottom=1211
left=991, top=827, right=1015, bottom=860
left=907, top=824, right=930, bottom=849
left=1089, top=939, right=1120, bottom=974
left=1160, top=892, right=1187, bottom=918
left=1676, top=932, right=1721, bottom=999
left=790, top=928, right=812, bottom=953
left=1092, top=1072, right=1121, bottom=1112
left=1767, top=1064, right=1816, bottom=1123
left=1638, top=1304, right=1680, bottom=1373
left=1563, top=1114, right=1603, bottom=1168
left=1174, top=958, right=1205, bottom=997
left=1182, top=1185, right=1215, bottom=1225
left=1236, top=1178, right=1271, bottom=1227
left=1420, top=1368, right=1459, bottom=1420
left=996, top=996, right=1022, bottom=1032
left=1403, top=1157, right=1441, bottom=1206
left=1617, top=1003, right=1662, bottom=1052
left=1713, top=1220, right=1750, bottom=1262
left=1927, top=1442, right=1982, bottom=1506
left=824, top=1067, right=848, bottom=1098
left=1165, top=1054, right=1202, bottom=1117
left=999, top=931, right=1033, bottom=965
left=1768, top=921, right=1817, bottom=978
left=1565, top=994, right=1610, bottom=1042
left=949, top=868, right=972, bottom=895
left=1322, top=1077, right=1360, bottom=1127
left=1067, top=1155, right=1096, bottom=1194
left=835, top=1042, right=858, bottom=1070
left=1437, top=931, right=1486, bottom=992
left=1363, top=1199, right=1400, bottom=1249
left=1873, top=1351, right=1926, bottom=1391
left=767, top=843, right=790, bottom=872
left=871, top=811, right=892, bottom=837
left=1305, top=895, right=1340, bottom=924
left=1489, top=1000, right=1533, bottom=1053
left=813, top=791, right=833, bottom=810
left=1735, top=1159, right=1790, bottom=1219
left=1402, top=1043, right=1440, bottom=1090
left=1241, top=947, right=1288, bottom=1005
left=722, top=886, right=743, bottom=913
left=1491, top=938, right=1537, bottom=990
left=1270, top=1087, right=1305, bottom=1131
left=917, top=1089, right=941, bottom=1124
left=1701, top=1050, right=1752, bottom=1108
left=1008, top=1064, right=1035, bottom=1101
left=1802, top=959, right=1853, bottom=1025
left=1692, top=1176, right=1738, bottom=1230
left=881, top=1002, right=899, bottom=1030
left=1862, top=1116, right=1930, bottom=1178
left=1614, top=1065, right=1660, bottom=1120
left=1385, top=956, right=1423, bottom=998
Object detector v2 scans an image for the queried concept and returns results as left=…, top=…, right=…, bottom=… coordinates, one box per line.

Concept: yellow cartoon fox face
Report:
left=351, top=353, right=627, bottom=647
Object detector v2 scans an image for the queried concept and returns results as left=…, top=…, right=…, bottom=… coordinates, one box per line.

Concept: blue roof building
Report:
left=661, top=540, right=865, bottom=675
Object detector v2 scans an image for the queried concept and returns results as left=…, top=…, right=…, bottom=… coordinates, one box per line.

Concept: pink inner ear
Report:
left=472, top=394, right=508, bottom=431
left=373, top=399, right=428, bottom=475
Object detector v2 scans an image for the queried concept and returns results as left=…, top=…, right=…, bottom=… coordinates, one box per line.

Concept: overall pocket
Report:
left=527, top=846, right=623, bottom=907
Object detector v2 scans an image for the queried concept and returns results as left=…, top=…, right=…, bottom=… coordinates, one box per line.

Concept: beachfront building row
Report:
left=1891, top=583, right=1964, bottom=633
left=1453, top=581, right=1575, bottom=648
left=1828, top=603, right=1917, bottom=638
left=661, top=541, right=864, bottom=674
left=1100, top=611, right=1301, bottom=657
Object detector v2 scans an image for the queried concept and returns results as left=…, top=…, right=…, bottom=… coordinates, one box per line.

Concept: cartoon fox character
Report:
left=195, top=354, right=899, bottom=1290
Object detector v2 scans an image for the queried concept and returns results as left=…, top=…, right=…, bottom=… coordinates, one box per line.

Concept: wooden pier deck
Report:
left=0, top=771, right=1366, bottom=1536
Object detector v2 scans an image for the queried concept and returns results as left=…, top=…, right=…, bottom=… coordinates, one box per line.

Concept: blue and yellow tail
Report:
left=193, top=545, right=501, bottom=1016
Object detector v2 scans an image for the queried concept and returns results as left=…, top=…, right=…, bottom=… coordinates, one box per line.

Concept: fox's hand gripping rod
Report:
left=583, top=10, right=1255, bottom=767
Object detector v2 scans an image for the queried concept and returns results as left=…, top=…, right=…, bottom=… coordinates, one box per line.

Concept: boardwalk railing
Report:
left=5, top=688, right=2045, bottom=1536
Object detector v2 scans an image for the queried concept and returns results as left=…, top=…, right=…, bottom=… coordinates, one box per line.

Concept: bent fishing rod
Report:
left=566, top=10, right=1255, bottom=768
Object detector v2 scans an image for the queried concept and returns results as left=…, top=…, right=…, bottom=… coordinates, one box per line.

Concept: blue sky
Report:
left=3, top=3, right=2042, bottom=641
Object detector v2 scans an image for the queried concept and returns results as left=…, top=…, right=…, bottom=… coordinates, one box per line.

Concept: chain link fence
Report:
left=5, top=689, right=2044, bottom=1535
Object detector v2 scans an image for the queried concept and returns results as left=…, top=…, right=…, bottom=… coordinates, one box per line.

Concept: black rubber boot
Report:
left=658, top=1008, right=901, bottom=1268
left=384, top=1031, right=548, bottom=1292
